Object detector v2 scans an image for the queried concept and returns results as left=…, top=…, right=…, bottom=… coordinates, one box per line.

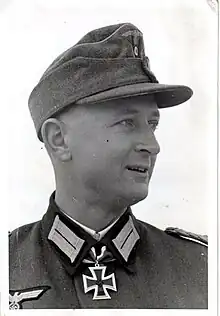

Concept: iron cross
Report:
left=82, top=265, right=117, bottom=300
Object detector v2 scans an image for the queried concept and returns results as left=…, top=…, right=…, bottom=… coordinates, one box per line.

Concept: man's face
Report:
left=60, top=95, right=160, bottom=208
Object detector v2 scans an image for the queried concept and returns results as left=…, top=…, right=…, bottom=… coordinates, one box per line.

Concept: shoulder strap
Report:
left=165, top=227, right=208, bottom=247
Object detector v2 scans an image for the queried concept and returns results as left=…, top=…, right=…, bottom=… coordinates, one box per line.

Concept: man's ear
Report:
left=41, top=118, right=72, bottom=162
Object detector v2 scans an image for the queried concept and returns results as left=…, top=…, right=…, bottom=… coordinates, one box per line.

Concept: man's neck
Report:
left=55, top=189, right=127, bottom=231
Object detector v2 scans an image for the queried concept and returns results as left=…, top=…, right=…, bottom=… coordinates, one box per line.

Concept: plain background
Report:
left=1, top=0, right=218, bottom=315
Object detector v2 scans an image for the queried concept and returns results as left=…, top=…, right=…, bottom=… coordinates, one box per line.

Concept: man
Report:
left=9, top=23, right=207, bottom=309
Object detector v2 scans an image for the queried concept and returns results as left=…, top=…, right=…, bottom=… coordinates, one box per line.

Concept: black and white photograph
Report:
left=1, top=0, right=218, bottom=313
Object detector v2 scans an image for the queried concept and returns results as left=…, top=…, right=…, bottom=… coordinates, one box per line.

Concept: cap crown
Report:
left=40, top=23, right=152, bottom=81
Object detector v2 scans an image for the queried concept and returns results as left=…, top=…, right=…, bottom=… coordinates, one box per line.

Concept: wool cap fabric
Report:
left=28, top=22, right=193, bottom=141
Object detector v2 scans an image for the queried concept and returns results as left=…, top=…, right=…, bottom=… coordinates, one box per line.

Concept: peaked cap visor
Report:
left=76, top=82, right=193, bottom=108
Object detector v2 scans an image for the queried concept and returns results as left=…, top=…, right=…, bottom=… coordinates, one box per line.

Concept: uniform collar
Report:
left=41, top=192, right=141, bottom=276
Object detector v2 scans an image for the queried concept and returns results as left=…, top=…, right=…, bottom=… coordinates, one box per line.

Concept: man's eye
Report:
left=119, top=119, right=135, bottom=128
left=148, top=121, right=159, bottom=131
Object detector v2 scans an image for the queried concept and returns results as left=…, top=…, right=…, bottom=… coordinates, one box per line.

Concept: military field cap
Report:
left=28, top=22, right=193, bottom=141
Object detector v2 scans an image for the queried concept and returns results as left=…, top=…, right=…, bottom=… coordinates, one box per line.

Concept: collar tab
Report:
left=48, top=215, right=85, bottom=263
left=112, top=216, right=140, bottom=262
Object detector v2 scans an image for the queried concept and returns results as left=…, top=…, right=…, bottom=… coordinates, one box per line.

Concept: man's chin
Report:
left=130, top=192, right=149, bottom=206
left=125, top=184, right=149, bottom=206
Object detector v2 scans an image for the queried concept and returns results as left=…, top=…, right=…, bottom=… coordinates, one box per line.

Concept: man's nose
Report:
left=135, top=132, right=160, bottom=155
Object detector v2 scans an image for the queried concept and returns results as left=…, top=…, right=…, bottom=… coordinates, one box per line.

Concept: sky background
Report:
left=2, top=0, right=217, bottom=234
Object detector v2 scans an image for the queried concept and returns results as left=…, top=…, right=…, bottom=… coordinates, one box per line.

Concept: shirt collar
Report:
left=41, top=192, right=141, bottom=275
left=61, top=210, right=120, bottom=241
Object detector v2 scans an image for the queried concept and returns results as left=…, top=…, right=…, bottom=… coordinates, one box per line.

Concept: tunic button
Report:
left=94, top=232, right=101, bottom=241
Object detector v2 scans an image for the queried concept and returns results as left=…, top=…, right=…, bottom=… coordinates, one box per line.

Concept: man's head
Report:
left=27, top=22, right=193, bottom=215
left=41, top=94, right=160, bottom=209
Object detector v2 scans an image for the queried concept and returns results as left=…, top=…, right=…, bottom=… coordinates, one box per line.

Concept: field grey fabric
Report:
left=9, top=193, right=207, bottom=309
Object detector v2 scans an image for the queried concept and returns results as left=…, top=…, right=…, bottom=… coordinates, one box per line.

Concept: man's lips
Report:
left=126, top=165, right=149, bottom=174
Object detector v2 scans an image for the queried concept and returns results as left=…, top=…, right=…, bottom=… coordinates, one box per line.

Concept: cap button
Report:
left=134, top=46, right=139, bottom=57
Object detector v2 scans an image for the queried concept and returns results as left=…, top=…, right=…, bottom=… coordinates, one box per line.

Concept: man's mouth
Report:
left=126, top=165, right=149, bottom=174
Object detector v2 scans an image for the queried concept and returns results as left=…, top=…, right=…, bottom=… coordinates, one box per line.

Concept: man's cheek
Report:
left=83, top=167, right=116, bottom=195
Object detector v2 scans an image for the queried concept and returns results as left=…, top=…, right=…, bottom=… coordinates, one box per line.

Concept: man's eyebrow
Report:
left=115, top=108, right=139, bottom=115
left=115, top=108, right=160, bottom=117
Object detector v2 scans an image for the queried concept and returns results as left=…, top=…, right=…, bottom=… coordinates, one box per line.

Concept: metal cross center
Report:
left=82, top=265, right=117, bottom=300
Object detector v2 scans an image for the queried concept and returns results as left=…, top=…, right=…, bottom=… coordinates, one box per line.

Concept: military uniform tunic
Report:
left=9, top=193, right=207, bottom=309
